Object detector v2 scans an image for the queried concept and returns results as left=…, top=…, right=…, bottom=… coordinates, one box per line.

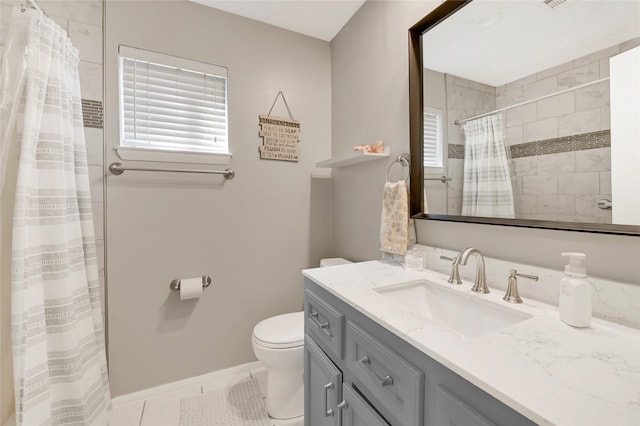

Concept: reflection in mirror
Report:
left=419, top=0, right=640, bottom=228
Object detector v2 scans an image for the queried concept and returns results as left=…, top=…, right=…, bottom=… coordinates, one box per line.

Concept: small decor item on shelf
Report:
left=258, top=91, right=300, bottom=162
left=354, top=140, right=384, bottom=153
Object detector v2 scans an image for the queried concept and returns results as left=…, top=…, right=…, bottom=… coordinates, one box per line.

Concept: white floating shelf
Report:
left=311, top=168, right=332, bottom=179
left=316, top=146, right=390, bottom=168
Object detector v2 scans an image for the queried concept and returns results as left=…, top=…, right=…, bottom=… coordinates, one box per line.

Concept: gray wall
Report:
left=331, top=0, right=439, bottom=259
left=104, top=1, right=332, bottom=396
left=330, top=0, right=640, bottom=285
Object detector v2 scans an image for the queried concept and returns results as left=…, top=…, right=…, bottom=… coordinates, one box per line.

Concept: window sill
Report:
left=115, top=147, right=232, bottom=165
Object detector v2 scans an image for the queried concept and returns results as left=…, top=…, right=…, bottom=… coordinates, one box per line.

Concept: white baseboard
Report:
left=111, top=361, right=264, bottom=407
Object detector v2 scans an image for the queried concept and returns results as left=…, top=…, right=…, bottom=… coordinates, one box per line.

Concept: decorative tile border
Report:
left=447, top=130, right=611, bottom=159
left=448, top=144, right=464, bottom=159
left=510, top=130, right=610, bottom=158
left=508, top=141, right=538, bottom=158
left=82, top=99, right=103, bottom=129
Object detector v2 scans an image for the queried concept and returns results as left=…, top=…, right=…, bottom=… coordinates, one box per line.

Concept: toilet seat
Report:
left=252, top=311, right=304, bottom=349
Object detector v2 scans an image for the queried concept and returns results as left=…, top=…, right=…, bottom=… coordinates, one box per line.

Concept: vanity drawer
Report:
left=346, top=321, right=423, bottom=426
left=304, top=290, right=345, bottom=359
left=435, top=385, right=497, bottom=426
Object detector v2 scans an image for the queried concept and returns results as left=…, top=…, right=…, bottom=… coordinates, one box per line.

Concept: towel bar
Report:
left=109, top=162, right=235, bottom=179
left=425, top=176, right=452, bottom=183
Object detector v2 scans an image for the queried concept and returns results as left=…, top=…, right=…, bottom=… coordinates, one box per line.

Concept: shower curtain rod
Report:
left=454, top=77, right=610, bottom=125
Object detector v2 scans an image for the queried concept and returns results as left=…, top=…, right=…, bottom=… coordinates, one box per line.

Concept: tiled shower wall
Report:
left=444, top=75, right=495, bottom=215
left=445, top=38, right=640, bottom=223
left=0, top=0, right=105, bottom=309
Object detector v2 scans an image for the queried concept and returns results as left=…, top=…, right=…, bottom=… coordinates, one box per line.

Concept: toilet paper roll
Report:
left=179, top=277, right=203, bottom=300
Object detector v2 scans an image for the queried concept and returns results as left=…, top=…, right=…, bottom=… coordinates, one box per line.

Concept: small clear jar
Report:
left=403, top=248, right=425, bottom=271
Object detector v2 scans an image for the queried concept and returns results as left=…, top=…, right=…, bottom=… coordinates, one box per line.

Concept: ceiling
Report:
left=187, top=0, right=640, bottom=83
left=190, top=0, right=366, bottom=41
left=423, top=0, right=640, bottom=87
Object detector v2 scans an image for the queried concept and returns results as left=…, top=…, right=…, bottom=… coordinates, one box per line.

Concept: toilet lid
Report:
left=253, top=311, right=304, bottom=349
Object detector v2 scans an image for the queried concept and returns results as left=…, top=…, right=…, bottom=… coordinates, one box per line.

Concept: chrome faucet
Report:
left=456, top=248, right=489, bottom=294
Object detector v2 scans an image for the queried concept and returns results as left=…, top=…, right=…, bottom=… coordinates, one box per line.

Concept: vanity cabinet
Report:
left=346, top=321, right=423, bottom=425
left=304, top=335, right=341, bottom=426
left=304, top=280, right=536, bottom=426
left=340, top=385, right=388, bottom=426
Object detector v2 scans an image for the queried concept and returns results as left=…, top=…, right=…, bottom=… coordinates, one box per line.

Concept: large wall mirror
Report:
left=409, top=0, right=640, bottom=235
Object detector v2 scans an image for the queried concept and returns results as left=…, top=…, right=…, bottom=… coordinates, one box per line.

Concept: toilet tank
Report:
left=320, top=258, right=352, bottom=267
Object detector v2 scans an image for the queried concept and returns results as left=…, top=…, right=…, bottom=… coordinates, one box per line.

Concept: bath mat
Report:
left=178, top=378, right=271, bottom=426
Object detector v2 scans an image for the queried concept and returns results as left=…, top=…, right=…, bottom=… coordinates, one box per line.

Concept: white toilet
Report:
left=251, top=258, right=352, bottom=420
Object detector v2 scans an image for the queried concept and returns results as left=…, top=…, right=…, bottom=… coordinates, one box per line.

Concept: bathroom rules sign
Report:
left=258, top=115, right=300, bottom=162
left=258, top=91, right=300, bottom=162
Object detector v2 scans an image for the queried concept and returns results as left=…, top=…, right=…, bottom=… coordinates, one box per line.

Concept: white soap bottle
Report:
left=559, top=252, right=591, bottom=328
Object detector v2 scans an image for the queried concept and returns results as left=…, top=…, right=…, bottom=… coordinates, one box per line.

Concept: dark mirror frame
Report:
left=408, top=0, right=640, bottom=236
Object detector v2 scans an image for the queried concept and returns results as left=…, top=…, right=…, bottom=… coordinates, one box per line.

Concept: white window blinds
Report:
left=423, top=107, right=443, bottom=168
left=119, top=46, right=229, bottom=155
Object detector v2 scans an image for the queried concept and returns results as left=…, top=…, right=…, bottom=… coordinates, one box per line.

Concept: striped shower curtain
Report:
left=461, top=114, right=515, bottom=218
left=1, top=8, right=111, bottom=425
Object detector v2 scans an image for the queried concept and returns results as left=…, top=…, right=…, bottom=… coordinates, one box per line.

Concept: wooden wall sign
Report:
left=259, top=91, right=300, bottom=162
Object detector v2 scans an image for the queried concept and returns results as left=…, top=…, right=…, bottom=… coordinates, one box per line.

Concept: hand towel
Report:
left=380, top=180, right=412, bottom=255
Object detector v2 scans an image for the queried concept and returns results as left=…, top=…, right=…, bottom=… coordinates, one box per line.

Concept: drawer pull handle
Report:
left=310, top=311, right=330, bottom=329
left=337, top=400, right=348, bottom=410
left=358, top=356, right=394, bottom=387
left=324, top=381, right=334, bottom=417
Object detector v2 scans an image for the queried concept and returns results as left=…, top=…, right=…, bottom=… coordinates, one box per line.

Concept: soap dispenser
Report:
left=559, top=252, right=591, bottom=328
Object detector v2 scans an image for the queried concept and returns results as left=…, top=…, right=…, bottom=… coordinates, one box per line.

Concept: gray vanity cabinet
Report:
left=304, top=279, right=537, bottom=426
left=304, top=333, right=389, bottom=426
left=434, top=385, right=498, bottom=426
left=305, top=290, right=345, bottom=359
left=339, top=385, right=388, bottom=426
left=304, top=335, right=342, bottom=426
left=346, top=321, right=423, bottom=425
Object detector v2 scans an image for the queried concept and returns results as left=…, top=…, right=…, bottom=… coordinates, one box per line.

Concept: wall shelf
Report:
left=316, top=146, right=390, bottom=168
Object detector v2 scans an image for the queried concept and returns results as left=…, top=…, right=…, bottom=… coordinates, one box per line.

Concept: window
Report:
left=423, top=107, right=443, bottom=169
left=118, top=46, right=229, bottom=158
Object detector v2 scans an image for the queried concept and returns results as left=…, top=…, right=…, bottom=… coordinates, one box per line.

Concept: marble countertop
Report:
left=303, top=260, right=640, bottom=426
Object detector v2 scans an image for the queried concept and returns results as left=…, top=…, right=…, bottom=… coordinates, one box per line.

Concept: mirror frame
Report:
left=408, top=0, right=640, bottom=236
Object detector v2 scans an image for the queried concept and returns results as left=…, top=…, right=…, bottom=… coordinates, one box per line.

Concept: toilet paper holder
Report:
left=170, top=276, right=212, bottom=291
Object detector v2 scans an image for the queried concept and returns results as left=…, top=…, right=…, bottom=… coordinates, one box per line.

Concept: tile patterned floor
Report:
left=108, top=366, right=303, bottom=426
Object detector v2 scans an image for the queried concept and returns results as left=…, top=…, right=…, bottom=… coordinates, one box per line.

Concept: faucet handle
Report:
left=503, top=269, right=539, bottom=304
left=512, top=269, right=539, bottom=281
left=440, top=255, right=462, bottom=285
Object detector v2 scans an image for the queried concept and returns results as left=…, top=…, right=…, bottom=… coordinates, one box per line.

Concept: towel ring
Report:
left=386, top=153, right=410, bottom=183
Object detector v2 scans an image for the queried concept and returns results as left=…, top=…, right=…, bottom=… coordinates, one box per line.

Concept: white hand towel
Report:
left=380, top=180, right=412, bottom=255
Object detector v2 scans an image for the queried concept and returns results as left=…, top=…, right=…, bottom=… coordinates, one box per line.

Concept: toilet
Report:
left=251, top=258, right=352, bottom=420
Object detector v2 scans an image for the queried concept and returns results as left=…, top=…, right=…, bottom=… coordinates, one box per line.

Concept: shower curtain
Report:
left=1, top=8, right=111, bottom=426
left=461, top=114, right=515, bottom=218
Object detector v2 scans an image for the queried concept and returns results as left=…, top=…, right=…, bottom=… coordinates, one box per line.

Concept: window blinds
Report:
left=423, top=109, right=443, bottom=168
left=119, top=46, right=229, bottom=154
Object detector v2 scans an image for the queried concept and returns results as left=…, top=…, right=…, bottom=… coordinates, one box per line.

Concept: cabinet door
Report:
left=339, top=385, right=389, bottom=426
left=305, top=335, right=342, bottom=426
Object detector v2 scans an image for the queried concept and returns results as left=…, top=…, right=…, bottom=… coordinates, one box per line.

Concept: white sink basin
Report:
left=375, top=280, right=532, bottom=338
